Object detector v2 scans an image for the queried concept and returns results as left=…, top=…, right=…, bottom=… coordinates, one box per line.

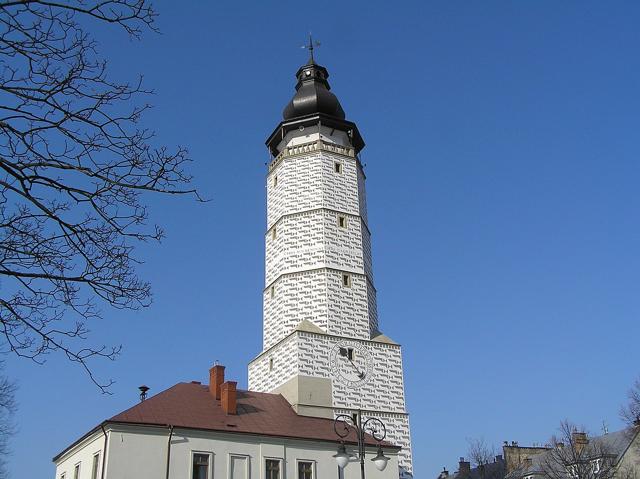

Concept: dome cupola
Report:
left=282, top=61, right=346, bottom=120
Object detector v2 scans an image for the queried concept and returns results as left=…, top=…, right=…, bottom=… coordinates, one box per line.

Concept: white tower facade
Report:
left=248, top=58, right=413, bottom=478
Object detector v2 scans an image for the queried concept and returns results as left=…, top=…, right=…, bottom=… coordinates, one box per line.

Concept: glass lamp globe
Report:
left=333, top=444, right=350, bottom=469
left=371, top=446, right=390, bottom=472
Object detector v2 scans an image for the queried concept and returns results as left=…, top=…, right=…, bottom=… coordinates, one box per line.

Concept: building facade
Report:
left=247, top=55, right=413, bottom=478
left=53, top=366, right=401, bottom=479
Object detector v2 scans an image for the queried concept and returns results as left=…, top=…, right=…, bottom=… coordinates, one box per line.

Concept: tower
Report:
left=248, top=53, right=413, bottom=479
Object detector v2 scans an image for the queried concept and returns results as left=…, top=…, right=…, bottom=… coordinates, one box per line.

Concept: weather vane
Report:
left=301, top=33, right=321, bottom=63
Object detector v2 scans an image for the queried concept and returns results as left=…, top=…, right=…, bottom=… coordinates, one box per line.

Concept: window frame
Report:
left=337, top=215, right=347, bottom=228
left=297, top=459, right=316, bottom=479
left=273, top=175, right=278, bottom=187
left=191, top=450, right=213, bottom=479
left=91, top=452, right=101, bottom=479
left=229, top=453, right=250, bottom=479
left=334, top=162, right=343, bottom=173
left=342, top=273, right=352, bottom=287
left=73, top=463, right=81, bottom=479
left=270, top=285, right=275, bottom=298
left=271, top=226, right=277, bottom=240
left=264, top=457, right=283, bottom=479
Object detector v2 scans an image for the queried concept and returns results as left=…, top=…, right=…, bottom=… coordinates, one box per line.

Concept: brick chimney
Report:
left=209, top=364, right=225, bottom=400
left=572, top=432, right=588, bottom=454
left=458, top=458, right=471, bottom=478
left=221, top=381, right=237, bottom=415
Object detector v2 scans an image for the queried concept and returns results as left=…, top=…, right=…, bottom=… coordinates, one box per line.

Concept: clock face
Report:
left=330, top=341, right=373, bottom=389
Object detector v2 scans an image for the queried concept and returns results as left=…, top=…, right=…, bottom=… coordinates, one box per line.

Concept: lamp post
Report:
left=333, top=409, right=390, bottom=478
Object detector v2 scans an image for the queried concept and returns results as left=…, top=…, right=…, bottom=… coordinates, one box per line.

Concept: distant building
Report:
left=505, top=427, right=640, bottom=479
left=440, top=424, right=640, bottom=479
left=438, top=455, right=506, bottom=479
left=53, top=365, right=400, bottom=479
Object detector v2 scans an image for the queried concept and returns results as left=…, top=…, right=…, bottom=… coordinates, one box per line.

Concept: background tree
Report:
left=466, top=437, right=506, bottom=479
left=0, top=361, right=16, bottom=479
left=620, top=378, right=640, bottom=427
left=539, top=421, right=632, bottom=479
left=0, top=0, right=199, bottom=391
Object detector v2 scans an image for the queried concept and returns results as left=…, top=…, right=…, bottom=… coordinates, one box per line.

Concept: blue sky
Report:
left=6, top=1, right=640, bottom=477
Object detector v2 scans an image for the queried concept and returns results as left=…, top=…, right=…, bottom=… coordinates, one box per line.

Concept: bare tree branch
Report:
left=0, top=1, right=200, bottom=392
left=621, top=379, right=640, bottom=427
left=540, top=421, right=618, bottom=479
left=0, top=361, right=16, bottom=479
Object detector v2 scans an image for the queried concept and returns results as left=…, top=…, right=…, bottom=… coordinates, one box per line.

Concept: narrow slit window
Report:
left=272, top=227, right=277, bottom=240
left=351, top=413, right=358, bottom=425
left=270, top=285, right=275, bottom=298
left=342, top=273, right=351, bottom=287
left=347, top=348, right=355, bottom=361
left=338, top=215, right=347, bottom=228
left=273, top=175, right=278, bottom=187
left=73, top=464, right=80, bottom=479
left=334, top=162, right=343, bottom=173
left=269, top=357, right=274, bottom=371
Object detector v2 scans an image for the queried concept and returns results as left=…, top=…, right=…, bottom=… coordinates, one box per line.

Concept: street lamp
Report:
left=333, top=410, right=391, bottom=478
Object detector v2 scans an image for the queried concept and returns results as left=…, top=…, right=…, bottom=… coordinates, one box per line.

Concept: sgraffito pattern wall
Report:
left=249, top=330, right=413, bottom=478
left=251, top=134, right=414, bottom=479
left=262, top=268, right=376, bottom=349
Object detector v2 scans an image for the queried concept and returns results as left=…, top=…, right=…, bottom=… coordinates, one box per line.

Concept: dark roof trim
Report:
left=266, top=113, right=365, bottom=156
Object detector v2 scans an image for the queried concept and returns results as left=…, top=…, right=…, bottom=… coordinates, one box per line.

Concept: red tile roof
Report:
left=108, top=382, right=397, bottom=448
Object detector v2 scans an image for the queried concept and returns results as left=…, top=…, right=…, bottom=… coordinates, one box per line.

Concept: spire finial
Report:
left=301, top=32, right=321, bottom=64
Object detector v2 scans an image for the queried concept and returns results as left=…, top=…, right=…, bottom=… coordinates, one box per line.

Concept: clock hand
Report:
left=347, top=357, right=366, bottom=379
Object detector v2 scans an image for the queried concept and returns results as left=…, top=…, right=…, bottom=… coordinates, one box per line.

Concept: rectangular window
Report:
left=91, top=453, right=100, bottom=479
left=266, top=459, right=281, bottom=479
left=272, top=227, right=277, bottom=240
left=73, top=464, right=80, bottom=479
left=273, top=175, right=278, bottom=187
left=230, top=455, right=248, bottom=479
left=298, top=461, right=314, bottom=479
left=192, top=453, right=210, bottom=479
left=270, top=285, right=275, bottom=298
left=61, top=474, right=66, bottom=479
left=342, top=273, right=351, bottom=287
left=334, top=162, right=342, bottom=173
left=338, top=215, right=347, bottom=228
left=269, top=357, right=274, bottom=371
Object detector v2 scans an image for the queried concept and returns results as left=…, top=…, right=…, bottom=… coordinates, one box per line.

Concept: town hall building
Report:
left=53, top=50, right=414, bottom=479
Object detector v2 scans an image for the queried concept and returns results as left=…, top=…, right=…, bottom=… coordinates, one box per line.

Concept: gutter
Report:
left=100, top=425, right=108, bottom=479
left=166, top=425, right=174, bottom=479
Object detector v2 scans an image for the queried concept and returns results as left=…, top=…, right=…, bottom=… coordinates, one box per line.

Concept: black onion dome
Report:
left=282, top=61, right=346, bottom=120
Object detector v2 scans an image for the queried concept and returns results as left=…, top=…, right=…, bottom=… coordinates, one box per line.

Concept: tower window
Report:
left=334, top=162, right=343, bottom=173
left=272, top=227, right=277, bottom=240
left=347, top=348, right=355, bottom=360
left=338, top=215, right=347, bottom=228
left=351, top=412, right=358, bottom=425
left=342, top=273, right=351, bottom=287
left=273, top=175, right=278, bottom=187
left=269, top=357, right=274, bottom=371
left=270, top=285, right=275, bottom=298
